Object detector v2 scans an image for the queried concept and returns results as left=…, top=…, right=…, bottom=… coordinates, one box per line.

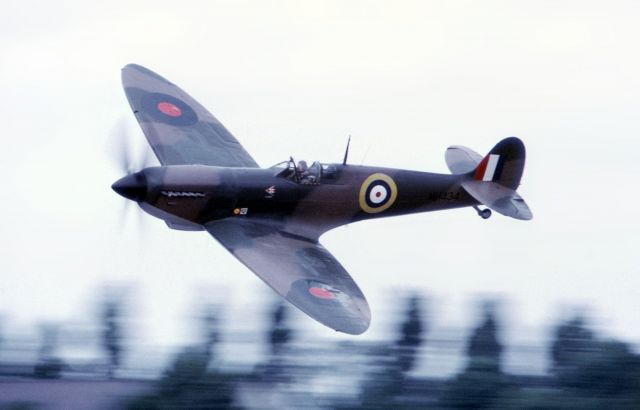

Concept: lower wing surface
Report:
left=205, top=219, right=371, bottom=334
left=121, top=64, right=259, bottom=168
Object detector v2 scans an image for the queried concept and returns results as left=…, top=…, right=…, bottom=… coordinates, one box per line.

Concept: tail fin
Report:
left=462, top=137, right=532, bottom=220
left=472, top=137, right=525, bottom=190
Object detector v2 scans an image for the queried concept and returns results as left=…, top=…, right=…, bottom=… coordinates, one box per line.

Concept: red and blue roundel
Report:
left=293, top=279, right=353, bottom=307
left=140, top=92, right=198, bottom=126
left=359, top=173, right=398, bottom=213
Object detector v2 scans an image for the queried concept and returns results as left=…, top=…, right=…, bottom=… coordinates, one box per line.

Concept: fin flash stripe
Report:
left=475, top=154, right=501, bottom=181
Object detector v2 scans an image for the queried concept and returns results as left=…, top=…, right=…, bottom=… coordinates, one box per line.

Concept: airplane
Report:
left=112, top=64, right=532, bottom=335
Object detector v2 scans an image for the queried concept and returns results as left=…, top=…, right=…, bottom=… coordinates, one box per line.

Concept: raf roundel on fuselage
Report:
left=359, top=173, right=398, bottom=214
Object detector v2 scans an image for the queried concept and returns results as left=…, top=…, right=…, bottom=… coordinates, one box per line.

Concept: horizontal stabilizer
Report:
left=461, top=180, right=533, bottom=220
left=445, top=146, right=483, bottom=174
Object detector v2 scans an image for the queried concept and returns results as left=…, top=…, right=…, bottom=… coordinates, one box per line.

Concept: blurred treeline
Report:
left=1, top=293, right=640, bottom=409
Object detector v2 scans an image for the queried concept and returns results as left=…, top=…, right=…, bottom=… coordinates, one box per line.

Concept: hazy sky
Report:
left=1, top=1, right=639, bottom=348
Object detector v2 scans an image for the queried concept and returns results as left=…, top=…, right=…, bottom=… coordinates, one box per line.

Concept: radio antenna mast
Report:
left=342, top=135, right=351, bottom=165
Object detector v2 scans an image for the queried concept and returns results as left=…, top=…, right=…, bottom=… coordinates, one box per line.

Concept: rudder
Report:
left=473, top=137, right=525, bottom=190
left=462, top=137, right=532, bottom=220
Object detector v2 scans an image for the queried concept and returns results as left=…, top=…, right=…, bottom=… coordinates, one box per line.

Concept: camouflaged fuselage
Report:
left=114, top=63, right=530, bottom=335
left=137, top=164, right=479, bottom=234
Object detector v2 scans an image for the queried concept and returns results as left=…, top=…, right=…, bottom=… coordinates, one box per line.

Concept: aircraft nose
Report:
left=112, top=172, right=147, bottom=202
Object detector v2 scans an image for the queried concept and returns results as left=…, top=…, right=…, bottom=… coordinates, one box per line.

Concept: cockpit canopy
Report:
left=271, top=159, right=338, bottom=184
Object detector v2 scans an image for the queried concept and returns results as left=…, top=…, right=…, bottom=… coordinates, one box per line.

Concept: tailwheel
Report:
left=473, top=205, right=492, bottom=220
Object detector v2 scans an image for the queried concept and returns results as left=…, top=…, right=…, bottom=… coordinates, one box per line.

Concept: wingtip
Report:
left=122, top=63, right=146, bottom=73
left=308, top=301, right=371, bottom=335
left=331, top=306, right=371, bottom=335
left=338, top=321, right=370, bottom=335
left=121, top=63, right=174, bottom=85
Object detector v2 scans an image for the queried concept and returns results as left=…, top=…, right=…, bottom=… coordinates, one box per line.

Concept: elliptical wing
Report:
left=121, top=64, right=259, bottom=168
left=205, top=219, right=371, bottom=335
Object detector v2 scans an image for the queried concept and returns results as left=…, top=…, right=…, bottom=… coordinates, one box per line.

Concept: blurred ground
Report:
left=1, top=290, right=639, bottom=409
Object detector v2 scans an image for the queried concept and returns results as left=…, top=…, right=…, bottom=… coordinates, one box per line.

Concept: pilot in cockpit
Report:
left=272, top=159, right=324, bottom=184
left=297, top=160, right=308, bottom=174
left=297, top=160, right=319, bottom=184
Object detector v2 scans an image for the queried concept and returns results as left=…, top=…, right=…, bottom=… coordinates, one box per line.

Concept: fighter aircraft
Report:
left=112, top=64, right=532, bottom=335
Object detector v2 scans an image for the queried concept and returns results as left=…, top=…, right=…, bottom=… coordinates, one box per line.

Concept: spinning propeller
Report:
left=108, top=121, right=153, bottom=229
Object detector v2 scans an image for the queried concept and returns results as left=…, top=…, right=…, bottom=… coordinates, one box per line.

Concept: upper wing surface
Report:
left=121, top=64, right=259, bottom=167
left=205, top=219, right=371, bottom=335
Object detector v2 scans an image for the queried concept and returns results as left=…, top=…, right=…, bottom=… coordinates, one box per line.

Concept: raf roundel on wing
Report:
left=140, top=92, right=198, bottom=126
